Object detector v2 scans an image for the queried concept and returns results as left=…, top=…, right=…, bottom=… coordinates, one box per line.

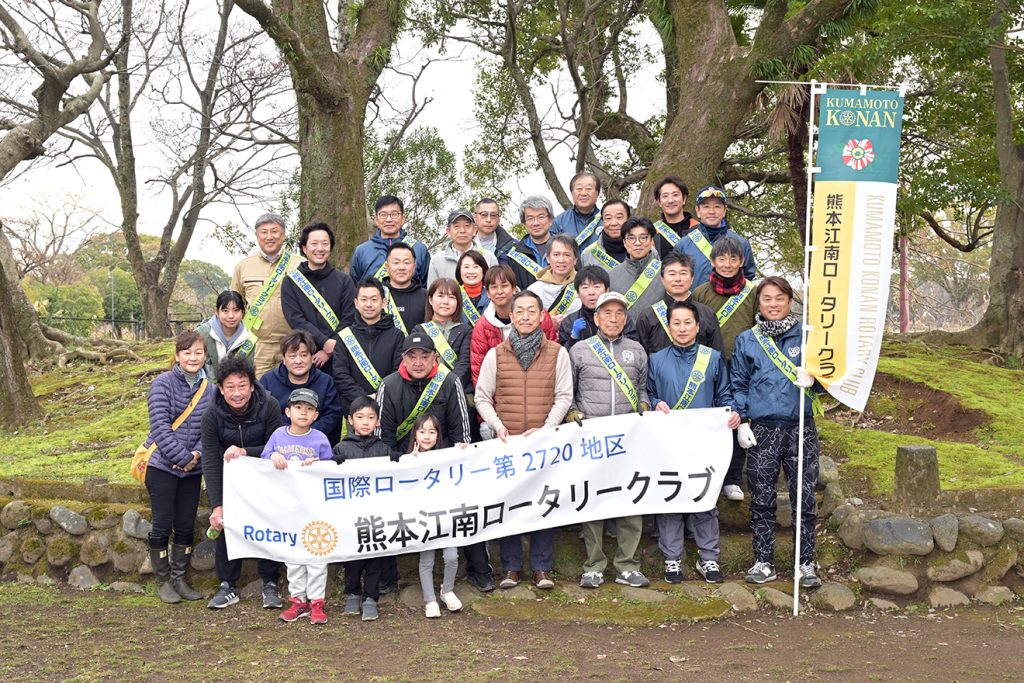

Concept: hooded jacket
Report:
left=258, top=363, right=343, bottom=444
left=730, top=321, right=818, bottom=426
left=410, top=320, right=473, bottom=394
left=376, top=361, right=471, bottom=452
left=635, top=293, right=724, bottom=356
left=196, top=317, right=255, bottom=380
left=330, top=313, right=405, bottom=412
left=382, top=277, right=427, bottom=333
left=527, top=267, right=581, bottom=317
left=426, top=240, right=499, bottom=285
left=281, top=261, right=357, bottom=351
left=506, top=234, right=550, bottom=290
left=201, top=384, right=281, bottom=508
left=608, top=250, right=666, bottom=315
left=349, top=228, right=431, bottom=286
left=568, top=331, right=649, bottom=418
left=648, top=341, right=734, bottom=412
left=145, top=364, right=212, bottom=478
left=469, top=302, right=557, bottom=385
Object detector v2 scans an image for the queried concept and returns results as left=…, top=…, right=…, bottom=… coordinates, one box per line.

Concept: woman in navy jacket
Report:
left=730, top=276, right=823, bottom=590
left=144, top=330, right=212, bottom=603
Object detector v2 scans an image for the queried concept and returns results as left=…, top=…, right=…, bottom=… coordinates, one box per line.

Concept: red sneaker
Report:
left=309, top=598, right=328, bottom=625
left=279, top=597, right=311, bottom=622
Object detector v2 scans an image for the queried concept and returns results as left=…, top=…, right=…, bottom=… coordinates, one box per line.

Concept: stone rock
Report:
left=757, top=587, right=794, bottom=610
left=49, top=506, right=88, bottom=536
left=975, top=544, right=1019, bottom=585
left=820, top=482, right=844, bottom=520
left=35, top=574, right=56, bottom=587
left=1003, top=518, right=1024, bottom=542
left=0, top=531, right=18, bottom=563
left=189, top=539, right=216, bottom=571
left=45, top=535, right=78, bottom=567
left=492, top=584, right=536, bottom=601
left=853, top=566, right=919, bottom=595
left=868, top=597, right=900, bottom=611
left=863, top=516, right=934, bottom=556
left=111, top=540, right=144, bottom=573
left=239, top=579, right=264, bottom=600
left=399, top=585, right=424, bottom=609
left=614, top=585, right=666, bottom=603
left=451, top=584, right=483, bottom=608
left=68, top=565, right=99, bottom=590
left=195, top=508, right=212, bottom=528
left=20, top=535, right=45, bottom=564
left=958, top=515, right=1004, bottom=546
left=122, top=509, right=152, bottom=540
left=926, top=550, right=984, bottom=582
left=849, top=497, right=864, bottom=506
left=79, top=535, right=111, bottom=567
left=1, top=501, right=31, bottom=530
left=819, top=455, right=840, bottom=485
left=929, top=513, right=959, bottom=553
left=16, top=573, right=36, bottom=585
left=837, top=510, right=891, bottom=550
left=809, top=583, right=856, bottom=612
left=139, top=553, right=153, bottom=575
left=31, top=510, right=54, bottom=535
left=715, top=583, right=758, bottom=613
left=975, top=586, right=1015, bottom=606
left=84, top=507, right=120, bottom=530
left=557, top=584, right=589, bottom=601
left=829, top=503, right=856, bottom=530
left=673, top=583, right=709, bottom=601
left=929, top=586, right=969, bottom=608
left=110, top=581, right=146, bottom=594
left=893, top=444, right=940, bottom=507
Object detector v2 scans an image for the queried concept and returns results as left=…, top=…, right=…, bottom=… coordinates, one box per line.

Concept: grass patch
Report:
left=821, top=341, right=1024, bottom=496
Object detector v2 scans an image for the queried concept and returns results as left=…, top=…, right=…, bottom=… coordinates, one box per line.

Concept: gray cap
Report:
left=595, top=291, right=628, bottom=310
left=447, top=209, right=474, bottom=225
left=287, top=388, right=319, bottom=409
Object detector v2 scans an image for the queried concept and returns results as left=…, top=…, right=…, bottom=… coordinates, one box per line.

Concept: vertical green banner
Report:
left=817, top=89, right=903, bottom=183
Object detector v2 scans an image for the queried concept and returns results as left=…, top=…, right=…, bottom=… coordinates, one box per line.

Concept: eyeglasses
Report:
left=376, top=210, right=402, bottom=219
left=524, top=215, right=550, bottom=224
left=624, top=234, right=651, bottom=244
left=475, top=212, right=499, bottom=220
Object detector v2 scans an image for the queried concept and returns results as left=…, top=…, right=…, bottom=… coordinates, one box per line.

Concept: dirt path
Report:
left=2, top=584, right=1022, bottom=682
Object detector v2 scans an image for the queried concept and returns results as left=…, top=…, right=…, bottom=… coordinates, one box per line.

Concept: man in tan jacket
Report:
left=231, top=213, right=301, bottom=378
left=475, top=290, right=572, bottom=592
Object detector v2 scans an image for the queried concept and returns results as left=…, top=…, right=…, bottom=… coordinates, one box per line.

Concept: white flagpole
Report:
left=792, top=80, right=827, bottom=616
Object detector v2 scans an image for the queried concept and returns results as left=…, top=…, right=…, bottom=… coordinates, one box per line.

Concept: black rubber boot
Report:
left=150, top=547, right=181, bottom=604
left=169, top=544, right=203, bottom=601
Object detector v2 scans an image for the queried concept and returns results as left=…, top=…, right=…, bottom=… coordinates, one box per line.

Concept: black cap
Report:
left=401, top=333, right=436, bottom=354
left=447, top=210, right=474, bottom=225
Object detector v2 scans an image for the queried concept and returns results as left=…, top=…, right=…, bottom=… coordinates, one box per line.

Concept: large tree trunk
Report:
left=0, top=265, right=42, bottom=429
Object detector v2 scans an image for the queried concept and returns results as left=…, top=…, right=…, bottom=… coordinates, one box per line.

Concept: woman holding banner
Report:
left=730, top=276, right=822, bottom=589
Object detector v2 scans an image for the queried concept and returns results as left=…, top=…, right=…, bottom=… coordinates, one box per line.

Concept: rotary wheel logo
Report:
left=842, top=138, right=874, bottom=171
left=838, top=110, right=856, bottom=126
left=301, top=521, right=338, bottom=557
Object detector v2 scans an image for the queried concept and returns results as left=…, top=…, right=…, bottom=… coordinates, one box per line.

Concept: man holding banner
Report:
left=231, top=213, right=302, bottom=378
left=281, top=222, right=357, bottom=378
left=475, top=290, right=573, bottom=590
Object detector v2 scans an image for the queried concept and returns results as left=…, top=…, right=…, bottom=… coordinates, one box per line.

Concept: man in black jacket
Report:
left=474, top=197, right=516, bottom=262
left=558, top=266, right=639, bottom=350
left=376, top=333, right=471, bottom=452
left=201, top=356, right=282, bottom=611
left=331, top=278, right=405, bottom=415
left=281, top=222, right=357, bottom=376
left=381, top=242, right=427, bottom=334
left=635, top=251, right=724, bottom=355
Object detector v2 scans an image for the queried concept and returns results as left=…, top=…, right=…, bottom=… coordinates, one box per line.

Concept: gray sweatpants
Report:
left=419, top=546, right=458, bottom=603
left=656, top=508, right=720, bottom=563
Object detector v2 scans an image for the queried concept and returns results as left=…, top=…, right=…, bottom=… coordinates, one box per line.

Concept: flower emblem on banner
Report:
left=842, top=139, right=874, bottom=171
left=301, top=520, right=339, bottom=556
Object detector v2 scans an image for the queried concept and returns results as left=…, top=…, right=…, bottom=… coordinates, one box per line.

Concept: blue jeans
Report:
left=500, top=529, right=555, bottom=572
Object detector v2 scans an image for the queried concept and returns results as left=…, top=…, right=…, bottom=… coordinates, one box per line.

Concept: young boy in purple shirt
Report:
left=263, top=388, right=333, bottom=624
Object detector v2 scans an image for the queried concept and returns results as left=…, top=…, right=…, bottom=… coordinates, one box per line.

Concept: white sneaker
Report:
left=723, top=484, right=745, bottom=501
left=440, top=590, right=463, bottom=612
left=424, top=601, right=441, bottom=618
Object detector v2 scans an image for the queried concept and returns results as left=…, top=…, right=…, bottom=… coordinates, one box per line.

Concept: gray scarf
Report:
left=509, top=327, right=544, bottom=370
left=756, top=313, right=799, bottom=339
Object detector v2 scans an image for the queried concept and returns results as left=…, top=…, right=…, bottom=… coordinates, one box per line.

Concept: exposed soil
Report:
left=1, top=583, right=1021, bottom=682
left=828, top=373, right=988, bottom=443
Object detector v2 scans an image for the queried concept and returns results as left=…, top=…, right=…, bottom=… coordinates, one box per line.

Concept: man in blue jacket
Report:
left=551, top=172, right=602, bottom=250
left=259, top=330, right=342, bottom=444
left=349, top=195, right=431, bottom=286
left=647, top=300, right=740, bottom=584
left=674, top=186, right=756, bottom=290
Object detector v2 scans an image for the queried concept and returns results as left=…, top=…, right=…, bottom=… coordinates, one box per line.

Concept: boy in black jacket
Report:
left=332, top=396, right=403, bottom=622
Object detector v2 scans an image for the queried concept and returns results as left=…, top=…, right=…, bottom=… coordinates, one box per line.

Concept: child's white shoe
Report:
left=440, top=590, right=463, bottom=612
left=424, top=601, right=441, bottom=618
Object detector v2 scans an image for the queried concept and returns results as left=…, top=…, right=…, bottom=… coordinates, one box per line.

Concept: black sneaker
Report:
left=262, top=581, right=282, bottom=609
left=696, top=560, right=724, bottom=584
left=378, top=581, right=398, bottom=596
left=207, top=582, right=239, bottom=609
left=663, top=560, right=684, bottom=584
left=467, top=572, right=496, bottom=593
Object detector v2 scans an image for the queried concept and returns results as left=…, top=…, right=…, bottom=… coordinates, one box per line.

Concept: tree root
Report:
left=57, top=346, right=142, bottom=369
left=42, top=324, right=132, bottom=348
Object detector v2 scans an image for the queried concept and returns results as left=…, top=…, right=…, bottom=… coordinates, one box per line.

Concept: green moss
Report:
left=472, top=590, right=732, bottom=625
left=46, top=536, right=78, bottom=564
left=821, top=341, right=1024, bottom=496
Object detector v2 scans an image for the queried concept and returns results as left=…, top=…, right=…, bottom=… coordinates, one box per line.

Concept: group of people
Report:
left=141, top=174, right=824, bottom=626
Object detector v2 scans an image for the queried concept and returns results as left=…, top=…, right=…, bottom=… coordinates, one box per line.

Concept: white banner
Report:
left=224, top=409, right=732, bottom=563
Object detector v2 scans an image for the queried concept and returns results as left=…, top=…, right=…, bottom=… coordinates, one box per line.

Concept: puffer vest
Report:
left=494, top=338, right=559, bottom=435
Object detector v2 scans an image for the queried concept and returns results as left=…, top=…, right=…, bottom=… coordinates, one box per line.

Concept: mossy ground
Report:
left=819, top=341, right=1024, bottom=496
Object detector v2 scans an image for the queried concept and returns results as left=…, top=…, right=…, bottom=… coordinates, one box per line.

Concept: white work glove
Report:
left=737, top=423, right=757, bottom=449
left=795, top=369, right=815, bottom=388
